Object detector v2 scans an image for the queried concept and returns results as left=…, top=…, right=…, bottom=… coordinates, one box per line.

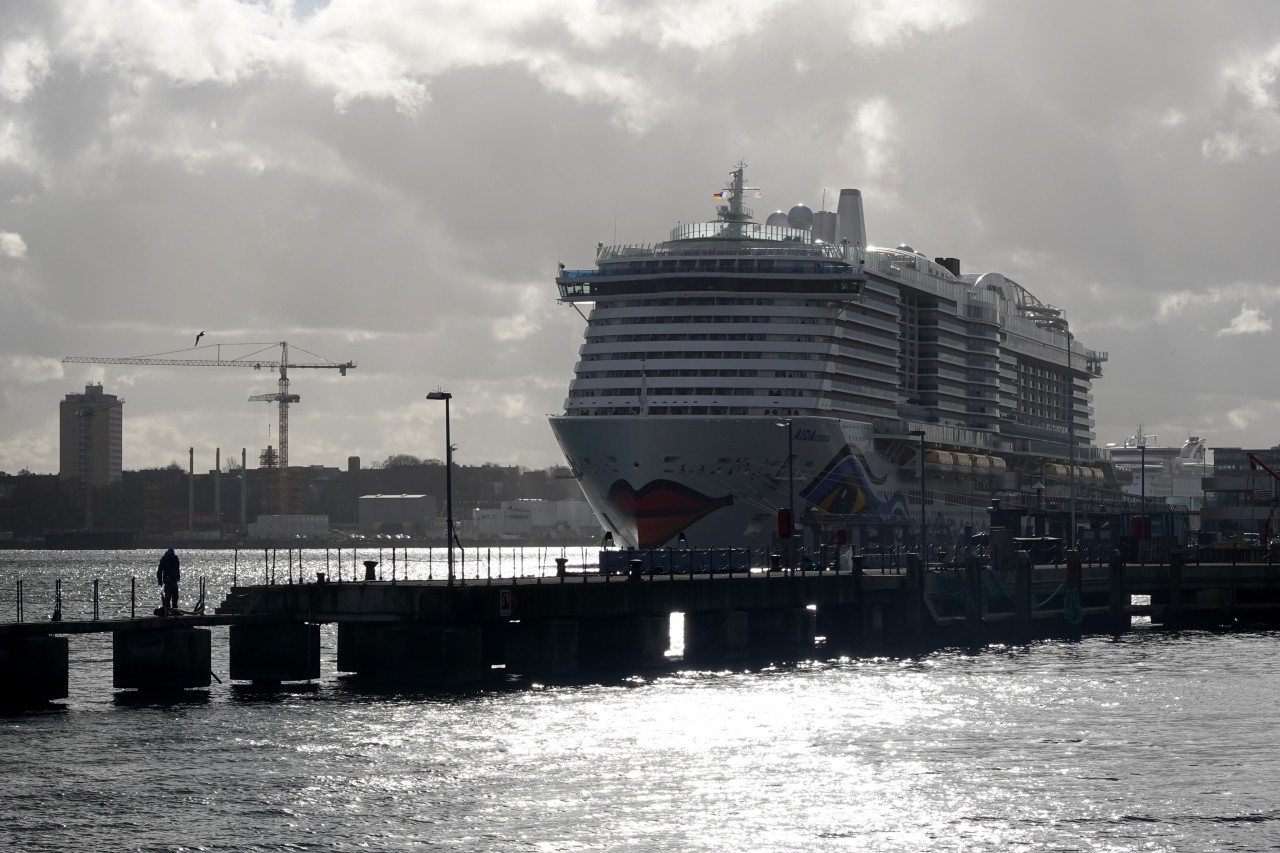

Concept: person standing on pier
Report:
left=157, top=548, right=181, bottom=612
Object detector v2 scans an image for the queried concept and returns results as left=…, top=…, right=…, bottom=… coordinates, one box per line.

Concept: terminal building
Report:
left=1200, top=446, right=1280, bottom=544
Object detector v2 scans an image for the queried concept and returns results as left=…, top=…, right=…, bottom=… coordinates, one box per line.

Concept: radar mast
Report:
left=716, top=161, right=758, bottom=224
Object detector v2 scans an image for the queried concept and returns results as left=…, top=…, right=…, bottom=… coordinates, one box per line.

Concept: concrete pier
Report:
left=113, top=626, right=211, bottom=691
left=376, top=624, right=484, bottom=685
left=335, top=622, right=483, bottom=684
left=964, top=556, right=984, bottom=645
left=230, top=623, right=320, bottom=683
left=685, top=610, right=749, bottom=662
left=814, top=602, right=863, bottom=652
left=0, top=635, right=68, bottom=706
left=1014, top=553, right=1032, bottom=639
left=336, top=622, right=380, bottom=675
left=11, top=553, right=1280, bottom=703
left=747, top=606, right=815, bottom=656
left=1108, top=553, right=1127, bottom=634
left=580, top=615, right=669, bottom=669
left=1064, top=550, right=1083, bottom=638
left=507, top=620, right=578, bottom=678
left=1166, top=550, right=1184, bottom=629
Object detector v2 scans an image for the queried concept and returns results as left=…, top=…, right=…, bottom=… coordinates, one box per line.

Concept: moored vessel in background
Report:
left=550, top=164, right=1128, bottom=551
left=1107, top=428, right=1207, bottom=508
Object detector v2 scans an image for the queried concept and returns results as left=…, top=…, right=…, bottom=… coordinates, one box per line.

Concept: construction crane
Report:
left=1247, top=453, right=1280, bottom=548
left=63, top=341, right=355, bottom=514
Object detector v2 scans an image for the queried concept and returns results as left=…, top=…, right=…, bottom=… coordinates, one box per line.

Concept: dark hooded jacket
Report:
left=157, top=549, right=180, bottom=585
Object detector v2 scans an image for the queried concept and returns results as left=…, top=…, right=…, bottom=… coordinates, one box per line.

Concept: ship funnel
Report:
left=836, top=189, right=866, bottom=249
left=812, top=210, right=837, bottom=242
left=934, top=257, right=961, bottom=277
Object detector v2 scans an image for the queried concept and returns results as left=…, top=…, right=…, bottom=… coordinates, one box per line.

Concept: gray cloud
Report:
left=4, top=0, right=1280, bottom=476
left=1216, top=304, right=1272, bottom=336
left=0, top=230, right=25, bottom=257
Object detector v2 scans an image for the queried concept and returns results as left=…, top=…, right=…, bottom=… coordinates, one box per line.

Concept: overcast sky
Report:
left=3, top=0, right=1280, bottom=476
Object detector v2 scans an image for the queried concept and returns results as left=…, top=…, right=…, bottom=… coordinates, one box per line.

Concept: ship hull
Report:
left=550, top=414, right=997, bottom=549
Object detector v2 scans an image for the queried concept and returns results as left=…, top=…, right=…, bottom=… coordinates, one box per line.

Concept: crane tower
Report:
left=63, top=341, right=355, bottom=514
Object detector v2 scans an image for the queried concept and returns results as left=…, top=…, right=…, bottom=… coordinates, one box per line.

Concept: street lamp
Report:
left=776, top=419, right=795, bottom=571
left=1065, top=327, right=1076, bottom=550
left=909, top=430, right=926, bottom=562
left=1139, top=438, right=1147, bottom=513
left=1139, top=436, right=1147, bottom=567
left=1032, top=481, right=1045, bottom=537
left=427, top=390, right=454, bottom=585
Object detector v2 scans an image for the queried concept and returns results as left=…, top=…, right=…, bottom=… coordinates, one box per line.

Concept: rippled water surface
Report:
left=3, top=550, right=1280, bottom=851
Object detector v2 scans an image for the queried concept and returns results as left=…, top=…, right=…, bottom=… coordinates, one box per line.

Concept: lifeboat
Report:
left=972, top=455, right=992, bottom=470
left=926, top=449, right=954, bottom=466
left=988, top=456, right=1008, bottom=470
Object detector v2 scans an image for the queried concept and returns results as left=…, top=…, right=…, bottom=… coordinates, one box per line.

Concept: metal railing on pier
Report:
left=5, top=541, right=1273, bottom=626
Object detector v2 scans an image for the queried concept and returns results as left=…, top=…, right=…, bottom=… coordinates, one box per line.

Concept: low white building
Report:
left=471, top=507, right=531, bottom=539
left=358, top=494, right=437, bottom=535
left=507, top=498, right=557, bottom=529
left=247, top=514, right=330, bottom=539
left=554, top=500, right=599, bottom=536
left=471, top=499, right=598, bottom=540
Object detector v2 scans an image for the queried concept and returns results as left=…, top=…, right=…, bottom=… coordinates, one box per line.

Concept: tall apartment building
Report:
left=59, top=384, right=124, bottom=487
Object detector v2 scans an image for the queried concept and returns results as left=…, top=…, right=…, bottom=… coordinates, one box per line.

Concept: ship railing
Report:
left=874, top=420, right=999, bottom=451
left=866, top=255, right=999, bottom=305
left=667, top=222, right=817, bottom=243
left=595, top=240, right=849, bottom=263
left=560, top=262, right=861, bottom=279
left=1004, top=316, right=1104, bottom=365
left=597, top=544, right=926, bottom=575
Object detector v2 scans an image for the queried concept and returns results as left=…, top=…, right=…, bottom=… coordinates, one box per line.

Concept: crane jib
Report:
left=61, top=343, right=356, bottom=514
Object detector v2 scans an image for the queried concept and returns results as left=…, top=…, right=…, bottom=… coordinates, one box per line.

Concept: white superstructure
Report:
left=1107, top=428, right=1207, bottom=505
left=550, top=164, right=1119, bottom=549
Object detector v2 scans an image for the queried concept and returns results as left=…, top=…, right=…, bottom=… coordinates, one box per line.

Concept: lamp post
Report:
left=1033, top=481, right=1045, bottom=538
left=1065, top=327, right=1076, bottom=550
left=427, top=390, right=454, bottom=585
left=1139, top=437, right=1146, bottom=567
left=1139, top=439, right=1146, bottom=513
left=909, top=430, right=926, bottom=562
left=776, top=419, right=795, bottom=571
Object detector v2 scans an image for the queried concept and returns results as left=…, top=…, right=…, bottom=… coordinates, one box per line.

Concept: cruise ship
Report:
left=1107, top=428, right=1207, bottom=506
left=550, top=164, right=1118, bottom=550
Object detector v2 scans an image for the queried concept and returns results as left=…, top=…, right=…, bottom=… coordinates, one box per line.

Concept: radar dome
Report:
left=766, top=210, right=790, bottom=227
left=787, top=204, right=814, bottom=230
left=897, top=244, right=916, bottom=254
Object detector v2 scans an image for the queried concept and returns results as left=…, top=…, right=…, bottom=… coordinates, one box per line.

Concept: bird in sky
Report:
left=194, top=331, right=205, bottom=347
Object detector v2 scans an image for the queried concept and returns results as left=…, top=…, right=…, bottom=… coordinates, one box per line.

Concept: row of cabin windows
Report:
left=592, top=315, right=821, bottom=325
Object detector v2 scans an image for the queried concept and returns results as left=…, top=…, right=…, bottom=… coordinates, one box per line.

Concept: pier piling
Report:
left=964, top=555, right=984, bottom=645
left=507, top=620, right=579, bottom=677
left=0, top=635, right=69, bottom=706
left=229, top=623, right=320, bottom=684
left=1167, top=549, right=1184, bottom=629
left=685, top=610, right=749, bottom=662
left=112, top=627, right=211, bottom=691
left=1014, top=552, right=1032, bottom=639
left=1108, top=551, right=1127, bottom=634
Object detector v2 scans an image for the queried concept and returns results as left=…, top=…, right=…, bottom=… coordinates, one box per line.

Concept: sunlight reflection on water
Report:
left=4, top=552, right=1280, bottom=851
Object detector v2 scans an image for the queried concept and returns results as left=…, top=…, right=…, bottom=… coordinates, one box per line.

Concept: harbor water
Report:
left=3, top=549, right=1280, bottom=851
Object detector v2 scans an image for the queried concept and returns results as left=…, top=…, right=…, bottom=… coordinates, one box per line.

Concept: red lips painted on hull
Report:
left=606, top=479, right=734, bottom=548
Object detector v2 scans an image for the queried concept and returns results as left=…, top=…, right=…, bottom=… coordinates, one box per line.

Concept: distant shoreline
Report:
left=0, top=538, right=604, bottom=552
